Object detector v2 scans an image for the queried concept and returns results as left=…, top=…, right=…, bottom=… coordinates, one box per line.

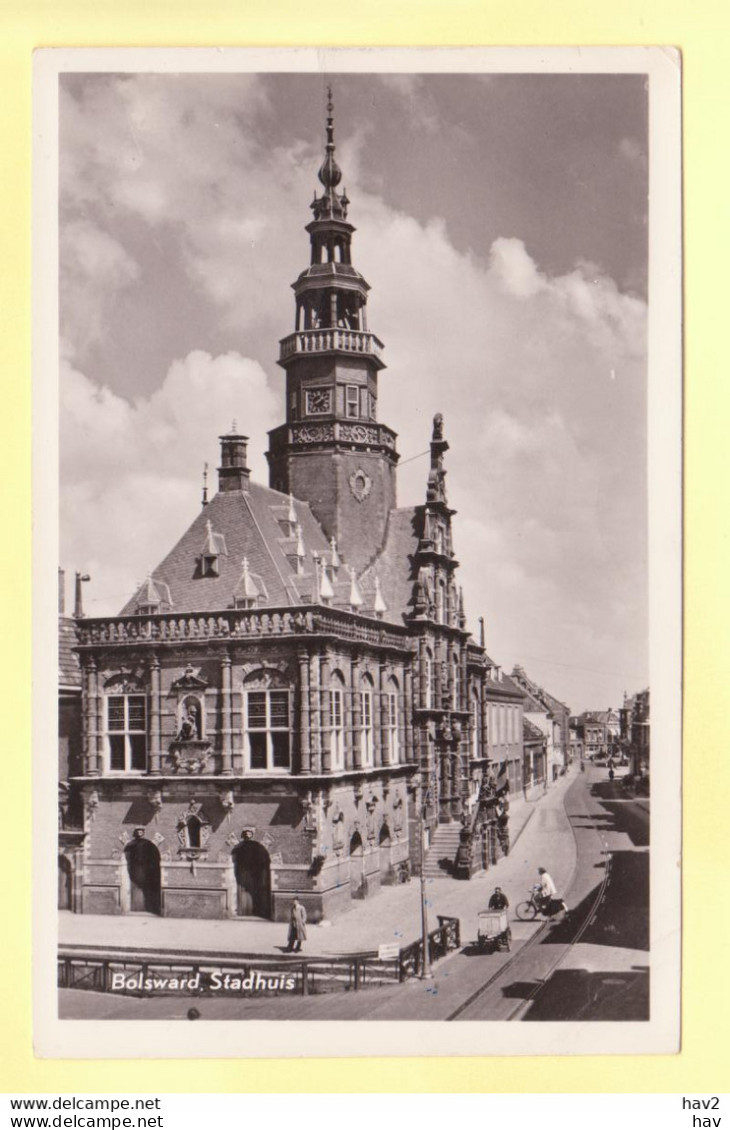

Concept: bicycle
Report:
left=515, top=885, right=567, bottom=920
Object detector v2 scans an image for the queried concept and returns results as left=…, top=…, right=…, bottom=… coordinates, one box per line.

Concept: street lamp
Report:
left=419, top=782, right=433, bottom=980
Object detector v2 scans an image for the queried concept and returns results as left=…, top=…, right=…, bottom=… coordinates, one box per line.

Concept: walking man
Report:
left=285, top=897, right=307, bottom=953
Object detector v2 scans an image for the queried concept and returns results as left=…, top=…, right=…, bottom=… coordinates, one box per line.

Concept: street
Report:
left=60, top=763, right=649, bottom=1022
left=451, top=765, right=649, bottom=1021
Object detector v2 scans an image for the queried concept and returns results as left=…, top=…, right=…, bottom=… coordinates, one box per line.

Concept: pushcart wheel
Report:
left=516, top=900, right=538, bottom=921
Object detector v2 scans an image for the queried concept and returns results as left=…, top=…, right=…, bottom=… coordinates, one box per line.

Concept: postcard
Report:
left=34, top=45, right=681, bottom=1058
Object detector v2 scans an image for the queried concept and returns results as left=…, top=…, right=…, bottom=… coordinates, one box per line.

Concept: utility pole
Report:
left=419, top=782, right=432, bottom=980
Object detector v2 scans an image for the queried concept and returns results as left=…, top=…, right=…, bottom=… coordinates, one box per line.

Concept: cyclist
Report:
left=537, top=867, right=568, bottom=915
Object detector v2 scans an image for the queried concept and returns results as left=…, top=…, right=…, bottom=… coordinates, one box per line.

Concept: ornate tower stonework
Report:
left=266, top=90, right=399, bottom=573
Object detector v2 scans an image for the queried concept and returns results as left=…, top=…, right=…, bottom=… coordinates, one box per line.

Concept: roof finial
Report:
left=201, top=462, right=209, bottom=508
left=231, top=419, right=238, bottom=434
left=373, top=574, right=387, bottom=618
left=287, top=492, right=297, bottom=527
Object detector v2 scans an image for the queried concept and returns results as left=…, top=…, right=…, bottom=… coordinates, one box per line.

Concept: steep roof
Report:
left=523, top=717, right=546, bottom=742
left=511, top=665, right=570, bottom=717
left=484, top=671, right=525, bottom=701
left=119, top=484, right=334, bottom=615
left=119, top=483, right=416, bottom=619
left=519, top=686, right=550, bottom=713
left=358, top=507, right=420, bottom=626
left=59, top=617, right=81, bottom=689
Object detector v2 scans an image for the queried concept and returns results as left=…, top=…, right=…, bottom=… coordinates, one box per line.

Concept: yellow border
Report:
left=3, top=0, right=726, bottom=1094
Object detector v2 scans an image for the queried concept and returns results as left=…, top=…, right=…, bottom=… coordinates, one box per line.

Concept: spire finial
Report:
left=231, top=419, right=238, bottom=434
left=326, top=84, right=334, bottom=148
left=315, top=83, right=344, bottom=216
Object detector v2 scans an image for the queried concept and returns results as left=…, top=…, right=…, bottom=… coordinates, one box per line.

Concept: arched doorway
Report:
left=58, top=855, right=73, bottom=910
left=124, top=836, right=161, bottom=914
left=378, top=824, right=392, bottom=881
left=349, top=830, right=366, bottom=898
left=232, top=840, right=272, bottom=918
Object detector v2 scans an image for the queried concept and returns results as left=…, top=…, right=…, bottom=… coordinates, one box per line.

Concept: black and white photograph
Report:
left=37, top=47, right=681, bottom=1057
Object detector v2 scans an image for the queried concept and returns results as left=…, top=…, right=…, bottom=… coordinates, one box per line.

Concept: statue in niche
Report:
left=177, top=696, right=202, bottom=742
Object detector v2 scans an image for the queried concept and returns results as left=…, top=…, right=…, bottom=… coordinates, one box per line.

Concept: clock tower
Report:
left=266, top=90, right=399, bottom=573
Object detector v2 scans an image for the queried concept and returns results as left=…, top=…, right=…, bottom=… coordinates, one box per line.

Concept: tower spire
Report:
left=267, top=93, right=397, bottom=573
left=313, top=85, right=348, bottom=221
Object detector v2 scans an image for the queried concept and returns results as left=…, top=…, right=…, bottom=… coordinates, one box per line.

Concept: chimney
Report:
left=74, top=571, right=90, bottom=619
left=218, top=422, right=251, bottom=492
left=58, top=568, right=65, bottom=615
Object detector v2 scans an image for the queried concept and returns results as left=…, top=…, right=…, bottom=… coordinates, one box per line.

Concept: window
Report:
left=471, top=692, right=480, bottom=759
left=244, top=690, right=290, bottom=771
left=424, top=649, right=433, bottom=709
left=452, top=657, right=460, bottom=710
left=329, top=672, right=345, bottom=771
left=384, top=679, right=399, bottom=764
left=360, top=678, right=374, bottom=767
left=346, top=385, right=360, bottom=419
left=106, top=694, right=147, bottom=772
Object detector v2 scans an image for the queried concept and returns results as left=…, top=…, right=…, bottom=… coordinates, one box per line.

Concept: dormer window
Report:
left=233, top=557, right=268, bottom=609
left=201, top=554, right=219, bottom=578
left=133, top=573, right=172, bottom=616
left=197, top=520, right=227, bottom=578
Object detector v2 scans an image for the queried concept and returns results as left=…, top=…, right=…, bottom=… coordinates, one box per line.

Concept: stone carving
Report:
left=220, top=790, right=235, bottom=821
left=171, top=665, right=208, bottom=691
left=177, top=803, right=211, bottom=872
left=85, top=789, right=100, bottom=823
left=167, top=742, right=213, bottom=775
left=340, top=424, right=378, bottom=445
left=332, top=809, right=346, bottom=856
left=348, top=469, right=372, bottom=503
left=294, top=424, right=334, bottom=445
left=176, top=696, right=203, bottom=740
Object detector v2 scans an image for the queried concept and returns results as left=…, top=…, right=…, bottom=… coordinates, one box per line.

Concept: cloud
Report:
left=60, top=350, right=279, bottom=615
left=59, top=75, right=649, bottom=708
left=490, top=237, right=545, bottom=298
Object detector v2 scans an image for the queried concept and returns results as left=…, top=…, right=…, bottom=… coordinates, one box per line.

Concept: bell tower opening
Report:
left=266, top=88, right=399, bottom=573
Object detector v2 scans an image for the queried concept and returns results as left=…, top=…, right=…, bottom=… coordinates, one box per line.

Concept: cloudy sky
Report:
left=59, top=69, right=648, bottom=712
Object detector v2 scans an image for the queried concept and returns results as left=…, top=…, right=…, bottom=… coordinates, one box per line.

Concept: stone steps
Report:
left=422, top=823, right=462, bottom=878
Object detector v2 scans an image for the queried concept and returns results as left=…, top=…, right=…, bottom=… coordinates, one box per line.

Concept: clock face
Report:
left=306, top=388, right=332, bottom=415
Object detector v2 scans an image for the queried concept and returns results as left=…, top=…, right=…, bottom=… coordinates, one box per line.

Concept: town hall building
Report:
left=62, top=94, right=523, bottom=923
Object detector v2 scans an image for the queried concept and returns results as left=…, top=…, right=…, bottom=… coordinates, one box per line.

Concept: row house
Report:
left=620, top=690, right=650, bottom=778
left=510, top=665, right=570, bottom=782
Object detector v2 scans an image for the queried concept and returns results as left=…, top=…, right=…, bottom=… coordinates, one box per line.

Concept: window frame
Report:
left=360, top=684, right=374, bottom=767
left=384, top=685, right=399, bottom=764
left=345, top=384, right=360, bottom=419
left=471, top=691, right=480, bottom=759
left=105, top=692, right=147, bottom=774
left=329, top=685, right=345, bottom=771
left=243, top=688, right=291, bottom=773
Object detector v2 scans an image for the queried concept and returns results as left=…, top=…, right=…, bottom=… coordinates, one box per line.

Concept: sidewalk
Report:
left=59, top=769, right=578, bottom=960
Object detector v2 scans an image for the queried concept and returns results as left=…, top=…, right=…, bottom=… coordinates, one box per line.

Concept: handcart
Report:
left=477, top=909, right=511, bottom=953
